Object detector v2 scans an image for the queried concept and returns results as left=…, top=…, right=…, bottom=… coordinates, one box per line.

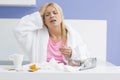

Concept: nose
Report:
left=50, top=13, right=54, bottom=18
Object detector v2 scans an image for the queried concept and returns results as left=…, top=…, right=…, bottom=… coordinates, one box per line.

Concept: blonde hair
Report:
left=39, top=2, right=67, bottom=42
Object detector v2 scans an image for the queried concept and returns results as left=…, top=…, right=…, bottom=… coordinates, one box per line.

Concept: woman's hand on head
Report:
left=59, top=46, right=72, bottom=58
left=39, top=10, right=43, bottom=17
left=39, top=6, right=45, bottom=17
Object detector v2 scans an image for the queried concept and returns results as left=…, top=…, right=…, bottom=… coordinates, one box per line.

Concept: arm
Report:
left=65, top=28, right=97, bottom=67
left=13, top=11, right=43, bottom=54
left=70, top=38, right=97, bottom=68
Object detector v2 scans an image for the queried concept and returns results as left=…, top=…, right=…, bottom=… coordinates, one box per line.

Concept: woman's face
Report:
left=44, top=6, right=62, bottom=28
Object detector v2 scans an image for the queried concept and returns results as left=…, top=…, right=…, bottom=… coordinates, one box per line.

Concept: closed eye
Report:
left=53, top=11, right=58, bottom=14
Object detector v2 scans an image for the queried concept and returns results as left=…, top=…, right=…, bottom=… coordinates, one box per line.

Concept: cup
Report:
left=9, top=54, right=24, bottom=70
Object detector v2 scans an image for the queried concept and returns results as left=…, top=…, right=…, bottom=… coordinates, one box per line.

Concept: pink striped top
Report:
left=47, top=38, right=67, bottom=65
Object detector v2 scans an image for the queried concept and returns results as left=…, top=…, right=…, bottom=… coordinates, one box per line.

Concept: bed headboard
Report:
left=0, top=19, right=107, bottom=64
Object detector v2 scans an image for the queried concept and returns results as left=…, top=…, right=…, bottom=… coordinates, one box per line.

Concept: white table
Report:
left=0, top=63, right=120, bottom=80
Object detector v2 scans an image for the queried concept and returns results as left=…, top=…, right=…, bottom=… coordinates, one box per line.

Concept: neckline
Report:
left=49, top=38, right=62, bottom=44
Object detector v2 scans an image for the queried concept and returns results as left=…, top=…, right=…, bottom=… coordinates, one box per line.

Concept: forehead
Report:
left=45, top=6, right=58, bottom=13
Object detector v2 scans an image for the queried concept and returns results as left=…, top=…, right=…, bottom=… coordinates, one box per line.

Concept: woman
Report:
left=14, top=2, right=95, bottom=66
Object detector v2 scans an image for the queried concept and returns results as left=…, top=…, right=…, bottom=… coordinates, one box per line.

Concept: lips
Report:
left=50, top=19, right=56, bottom=23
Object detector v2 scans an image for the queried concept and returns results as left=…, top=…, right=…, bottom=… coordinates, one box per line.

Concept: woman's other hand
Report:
left=59, top=46, right=72, bottom=58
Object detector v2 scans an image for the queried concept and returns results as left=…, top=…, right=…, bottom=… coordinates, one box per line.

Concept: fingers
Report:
left=59, top=46, right=72, bottom=58
left=59, top=47, right=69, bottom=54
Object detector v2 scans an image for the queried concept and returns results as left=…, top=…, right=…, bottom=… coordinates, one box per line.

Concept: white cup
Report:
left=9, top=54, right=24, bottom=70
